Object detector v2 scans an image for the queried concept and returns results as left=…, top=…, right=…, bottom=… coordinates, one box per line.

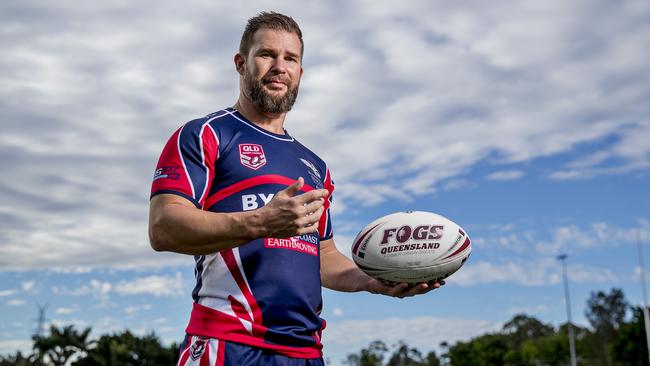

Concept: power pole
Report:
left=557, top=254, right=577, bottom=366
left=637, top=229, right=650, bottom=365
left=33, top=303, right=48, bottom=338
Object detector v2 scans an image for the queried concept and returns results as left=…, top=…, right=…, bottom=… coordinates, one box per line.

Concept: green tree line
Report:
left=1, top=288, right=647, bottom=365
left=343, top=288, right=649, bottom=366
left=0, top=327, right=178, bottom=366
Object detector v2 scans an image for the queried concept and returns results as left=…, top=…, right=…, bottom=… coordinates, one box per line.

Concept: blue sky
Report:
left=1, top=1, right=649, bottom=365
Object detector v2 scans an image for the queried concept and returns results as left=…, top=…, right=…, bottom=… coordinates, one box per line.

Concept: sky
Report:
left=1, top=0, right=649, bottom=364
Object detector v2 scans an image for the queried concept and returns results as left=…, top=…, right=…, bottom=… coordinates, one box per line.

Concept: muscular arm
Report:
left=149, top=194, right=262, bottom=255
left=149, top=178, right=328, bottom=255
left=320, top=238, right=373, bottom=292
left=320, top=238, right=445, bottom=297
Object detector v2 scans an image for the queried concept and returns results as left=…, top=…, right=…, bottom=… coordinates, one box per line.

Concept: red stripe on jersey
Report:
left=200, top=342, right=210, bottom=366
left=204, top=175, right=315, bottom=209
left=198, top=124, right=219, bottom=207
left=215, top=339, right=225, bottom=366
left=220, top=250, right=264, bottom=331
left=152, top=128, right=195, bottom=201
left=228, top=295, right=252, bottom=323
left=313, top=318, right=326, bottom=344
left=177, top=341, right=191, bottom=366
left=186, top=303, right=323, bottom=358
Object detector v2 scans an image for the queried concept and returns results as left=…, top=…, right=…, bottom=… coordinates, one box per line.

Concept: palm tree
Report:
left=31, top=325, right=94, bottom=366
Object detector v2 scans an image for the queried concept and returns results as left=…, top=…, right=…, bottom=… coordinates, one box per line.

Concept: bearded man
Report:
left=149, top=11, right=443, bottom=366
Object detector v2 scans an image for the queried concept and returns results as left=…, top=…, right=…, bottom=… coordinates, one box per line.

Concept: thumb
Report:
left=282, top=177, right=304, bottom=197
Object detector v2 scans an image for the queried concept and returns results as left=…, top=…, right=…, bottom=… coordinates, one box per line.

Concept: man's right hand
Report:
left=258, top=177, right=329, bottom=238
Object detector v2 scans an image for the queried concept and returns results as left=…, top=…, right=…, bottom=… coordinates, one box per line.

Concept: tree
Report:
left=385, top=341, right=424, bottom=366
left=502, top=314, right=555, bottom=349
left=584, top=288, right=629, bottom=366
left=423, top=351, right=441, bottom=366
left=610, top=306, right=650, bottom=366
left=447, top=334, right=508, bottom=366
left=586, top=288, right=628, bottom=335
left=0, top=351, right=31, bottom=366
left=74, top=330, right=177, bottom=366
left=344, top=340, right=388, bottom=366
left=31, top=325, right=93, bottom=366
left=520, top=332, right=570, bottom=366
left=344, top=341, right=441, bottom=366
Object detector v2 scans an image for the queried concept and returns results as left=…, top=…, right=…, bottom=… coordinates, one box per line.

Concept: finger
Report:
left=303, top=198, right=325, bottom=216
left=407, top=281, right=441, bottom=296
left=282, top=177, right=305, bottom=197
left=389, top=283, right=411, bottom=297
left=427, top=280, right=445, bottom=289
left=295, top=188, right=329, bottom=205
left=399, top=284, right=427, bottom=298
left=296, top=220, right=319, bottom=235
left=296, top=206, right=325, bottom=228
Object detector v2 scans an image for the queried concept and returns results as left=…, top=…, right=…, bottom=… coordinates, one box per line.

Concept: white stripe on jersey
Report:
left=198, top=114, right=225, bottom=206
left=176, top=124, right=196, bottom=200
left=232, top=247, right=256, bottom=322
left=196, top=249, right=255, bottom=334
left=177, top=336, right=221, bottom=366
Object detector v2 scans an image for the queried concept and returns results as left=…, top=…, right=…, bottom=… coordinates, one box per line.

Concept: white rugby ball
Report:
left=351, top=211, right=471, bottom=285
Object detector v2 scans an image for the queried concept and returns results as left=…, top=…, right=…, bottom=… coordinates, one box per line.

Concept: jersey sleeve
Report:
left=318, top=168, right=335, bottom=241
left=151, top=119, right=220, bottom=208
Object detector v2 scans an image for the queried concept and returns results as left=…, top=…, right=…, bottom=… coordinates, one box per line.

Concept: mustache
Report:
left=262, top=75, right=290, bottom=85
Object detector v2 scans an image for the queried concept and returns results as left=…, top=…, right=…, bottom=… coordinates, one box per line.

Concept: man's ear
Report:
left=234, top=53, right=246, bottom=75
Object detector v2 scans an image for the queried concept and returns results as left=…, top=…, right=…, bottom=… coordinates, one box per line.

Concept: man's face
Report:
left=240, top=28, right=303, bottom=114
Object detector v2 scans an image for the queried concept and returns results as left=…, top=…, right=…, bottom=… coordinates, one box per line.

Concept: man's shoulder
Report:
left=182, top=108, right=236, bottom=129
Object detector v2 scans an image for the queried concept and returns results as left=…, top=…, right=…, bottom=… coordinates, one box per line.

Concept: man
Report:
left=149, top=11, right=443, bottom=366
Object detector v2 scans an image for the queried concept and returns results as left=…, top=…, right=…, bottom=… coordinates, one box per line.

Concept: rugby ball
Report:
left=351, top=211, right=471, bottom=285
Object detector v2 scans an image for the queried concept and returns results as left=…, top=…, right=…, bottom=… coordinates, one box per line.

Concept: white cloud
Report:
left=453, top=259, right=617, bottom=287
left=115, top=273, right=183, bottom=297
left=0, top=289, right=16, bottom=297
left=332, top=307, right=344, bottom=317
left=472, top=221, right=649, bottom=257
left=52, top=279, right=112, bottom=299
left=0, top=1, right=648, bottom=270
left=506, top=305, right=550, bottom=317
left=486, top=170, right=525, bottom=181
left=21, top=281, right=36, bottom=292
left=535, top=223, right=642, bottom=255
left=55, top=307, right=79, bottom=315
left=0, top=339, right=32, bottom=356
left=124, top=304, right=153, bottom=315
left=6, top=299, right=26, bottom=306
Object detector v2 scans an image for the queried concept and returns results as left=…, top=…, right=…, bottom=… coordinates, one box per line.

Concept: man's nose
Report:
left=271, top=56, right=288, bottom=73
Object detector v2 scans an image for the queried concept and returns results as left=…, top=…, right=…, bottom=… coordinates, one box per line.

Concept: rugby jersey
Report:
left=151, top=108, right=335, bottom=358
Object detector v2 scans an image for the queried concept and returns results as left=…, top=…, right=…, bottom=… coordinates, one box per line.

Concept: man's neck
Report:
left=233, top=96, right=287, bottom=135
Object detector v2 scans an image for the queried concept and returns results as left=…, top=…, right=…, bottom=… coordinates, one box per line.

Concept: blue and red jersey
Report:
left=151, top=108, right=335, bottom=358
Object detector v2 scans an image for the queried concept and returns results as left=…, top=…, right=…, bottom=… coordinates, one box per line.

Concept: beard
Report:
left=243, top=71, right=299, bottom=114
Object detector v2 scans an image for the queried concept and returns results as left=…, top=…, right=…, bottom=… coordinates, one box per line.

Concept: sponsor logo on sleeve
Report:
left=153, top=166, right=180, bottom=180
left=239, top=143, right=267, bottom=170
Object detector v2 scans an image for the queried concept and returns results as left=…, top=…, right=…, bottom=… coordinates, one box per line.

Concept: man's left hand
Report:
left=364, top=277, right=445, bottom=298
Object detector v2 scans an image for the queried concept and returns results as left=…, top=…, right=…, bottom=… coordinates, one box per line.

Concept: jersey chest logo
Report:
left=239, top=143, right=267, bottom=170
